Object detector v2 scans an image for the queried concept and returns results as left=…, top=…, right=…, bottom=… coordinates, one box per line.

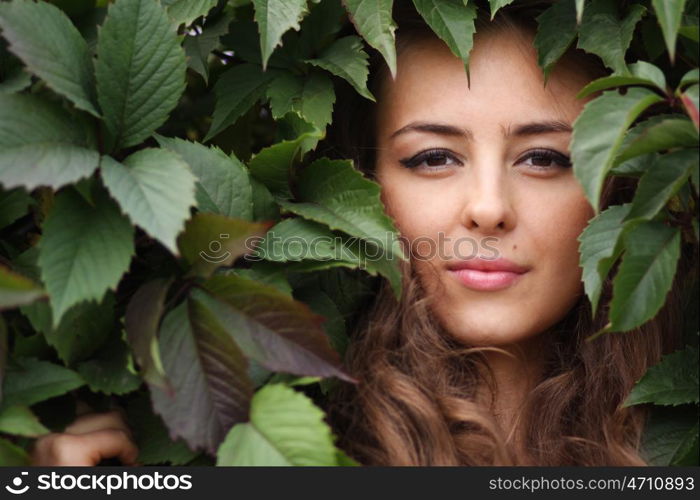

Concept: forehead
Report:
left=376, top=29, right=591, bottom=136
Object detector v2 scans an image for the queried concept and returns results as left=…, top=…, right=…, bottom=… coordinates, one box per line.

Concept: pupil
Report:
left=427, top=154, right=446, bottom=166
left=532, top=156, right=551, bottom=167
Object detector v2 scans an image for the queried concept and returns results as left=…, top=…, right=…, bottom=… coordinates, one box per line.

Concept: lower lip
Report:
left=449, top=269, right=526, bottom=291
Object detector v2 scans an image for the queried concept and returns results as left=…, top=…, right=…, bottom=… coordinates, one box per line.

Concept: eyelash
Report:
left=398, top=148, right=572, bottom=171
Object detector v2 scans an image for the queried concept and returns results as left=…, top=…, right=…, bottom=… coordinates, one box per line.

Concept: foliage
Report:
left=0, top=0, right=698, bottom=466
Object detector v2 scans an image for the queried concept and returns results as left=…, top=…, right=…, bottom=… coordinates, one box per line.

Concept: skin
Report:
left=374, top=29, right=595, bottom=430
left=33, top=27, right=596, bottom=466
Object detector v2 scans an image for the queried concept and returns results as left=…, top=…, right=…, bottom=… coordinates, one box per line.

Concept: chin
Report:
left=441, top=317, right=543, bottom=347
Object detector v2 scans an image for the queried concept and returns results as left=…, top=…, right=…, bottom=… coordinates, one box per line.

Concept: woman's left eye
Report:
left=517, top=149, right=571, bottom=170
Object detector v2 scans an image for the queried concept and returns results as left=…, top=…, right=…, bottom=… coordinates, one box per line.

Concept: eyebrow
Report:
left=389, top=120, right=572, bottom=140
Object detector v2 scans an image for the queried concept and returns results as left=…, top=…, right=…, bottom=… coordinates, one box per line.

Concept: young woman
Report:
left=31, top=3, right=689, bottom=466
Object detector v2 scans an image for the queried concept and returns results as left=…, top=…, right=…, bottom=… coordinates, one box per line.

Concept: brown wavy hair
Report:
left=322, top=2, right=694, bottom=465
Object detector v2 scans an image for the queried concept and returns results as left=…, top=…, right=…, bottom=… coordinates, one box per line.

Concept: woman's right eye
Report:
left=399, top=149, right=464, bottom=171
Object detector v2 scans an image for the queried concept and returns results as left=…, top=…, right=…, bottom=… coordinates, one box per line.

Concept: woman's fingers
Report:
left=31, top=410, right=139, bottom=466
left=63, top=409, right=132, bottom=438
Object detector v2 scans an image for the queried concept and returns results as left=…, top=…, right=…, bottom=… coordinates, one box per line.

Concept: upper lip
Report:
left=447, top=257, right=530, bottom=273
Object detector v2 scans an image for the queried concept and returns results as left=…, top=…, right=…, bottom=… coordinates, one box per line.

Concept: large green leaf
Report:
left=205, top=63, right=276, bottom=141
left=571, top=88, right=663, bottom=213
left=615, top=118, right=698, bottom=164
left=0, top=437, right=29, bottom=465
left=0, top=405, right=49, bottom=437
left=306, top=35, right=374, bottom=101
left=216, top=384, right=338, bottom=465
left=266, top=70, right=336, bottom=131
left=298, top=0, right=347, bottom=56
left=101, top=149, right=197, bottom=255
left=0, top=357, right=84, bottom=411
left=177, top=213, right=272, bottom=277
left=124, top=278, right=171, bottom=389
left=0, top=94, right=99, bottom=190
left=343, top=0, right=397, bottom=78
left=252, top=0, right=309, bottom=69
left=247, top=129, right=324, bottom=199
left=641, top=406, right=700, bottom=465
left=0, top=265, right=44, bottom=310
left=38, top=189, right=134, bottom=327
left=681, top=84, right=699, bottom=129
left=0, top=0, right=99, bottom=116
left=626, top=346, right=699, bottom=406
left=652, top=0, right=688, bottom=62
left=412, top=0, right=477, bottom=74
left=22, top=293, right=114, bottom=365
left=277, top=157, right=406, bottom=267
left=162, top=0, right=218, bottom=27
left=76, top=331, right=142, bottom=396
left=198, top=274, right=352, bottom=380
left=0, top=187, right=34, bottom=228
left=488, top=0, right=514, bottom=19
left=577, top=2, right=646, bottom=74
left=95, top=0, right=187, bottom=149
left=534, top=0, right=578, bottom=81
left=625, top=150, right=697, bottom=222
left=608, top=222, right=681, bottom=333
left=156, top=135, right=253, bottom=220
left=578, top=203, right=631, bottom=315
left=577, top=61, right=668, bottom=98
left=149, top=301, right=253, bottom=454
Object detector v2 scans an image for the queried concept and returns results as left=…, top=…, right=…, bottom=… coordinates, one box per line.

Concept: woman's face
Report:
left=375, top=28, right=595, bottom=347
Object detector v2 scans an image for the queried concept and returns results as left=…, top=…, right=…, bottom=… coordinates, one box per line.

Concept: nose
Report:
left=460, top=164, right=516, bottom=234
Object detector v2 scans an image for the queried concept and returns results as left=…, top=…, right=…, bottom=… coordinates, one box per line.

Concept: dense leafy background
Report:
left=0, top=0, right=697, bottom=466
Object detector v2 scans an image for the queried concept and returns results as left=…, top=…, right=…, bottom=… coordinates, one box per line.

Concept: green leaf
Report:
left=298, top=0, right=347, bottom=56
left=267, top=70, right=336, bottom=131
left=177, top=213, right=272, bottom=277
left=0, top=405, right=49, bottom=437
left=247, top=129, right=324, bottom=199
left=95, top=0, right=187, bottom=149
left=252, top=0, right=309, bottom=69
left=571, top=88, right=663, bottom=213
left=306, top=35, right=374, bottom=101
left=295, top=286, right=349, bottom=357
left=23, top=293, right=114, bottom=365
left=615, top=118, right=698, bottom=165
left=0, top=357, right=84, bottom=411
left=38, top=189, right=134, bottom=327
left=534, top=0, right=578, bottom=81
left=641, top=405, right=700, bottom=465
left=216, top=384, right=338, bottom=465
left=0, top=187, right=34, bottom=228
left=0, top=94, right=99, bottom=190
left=149, top=301, right=253, bottom=454
left=652, top=0, right=688, bottom=62
left=575, top=0, right=584, bottom=23
left=101, top=149, right=197, bottom=255
left=183, top=12, right=232, bottom=84
left=205, top=63, right=275, bottom=141
left=198, top=274, right=352, bottom=380
left=0, top=437, right=29, bottom=465
left=126, top=392, right=199, bottom=465
left=232, top=261, right=292, bottom=296
left=488, top=0, right=514, bottom=19
left=76, top=331, right=142, bottom=396
left=578, top=203, right=631, bottom=315
left=0, top=265, right=45, bottom=310
left=276, top=158, right=406, bottom=293
left=0, top=0, right=99, bottom=116
left=625, top=346, right=699, bottom=406
left=577, top=2, right=646, bottom=74
left=625, top=150, right=696, bottom=222
left=412, top=0, right=477, bottom=76
left=608, top=222, right=681, bottom=332
left=343, top=0, right=397, bottom=78
left=156, top=135, right=254, bottom=220
left=678, top=68, right=699, bottom=89
left=124, top=278, right=171, bottom=389
left=162, top=0, right=218, bottom=26
left=577, top=61, right=668, bottom=98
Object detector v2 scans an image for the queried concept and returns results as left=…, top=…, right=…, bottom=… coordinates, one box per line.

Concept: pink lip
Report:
left=447, top=257, right=530, bottom=291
